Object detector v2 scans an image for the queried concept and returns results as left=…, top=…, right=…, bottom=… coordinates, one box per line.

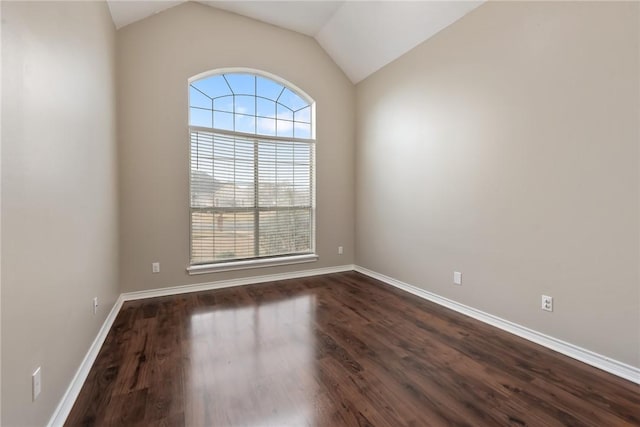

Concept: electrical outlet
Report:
left=338, top=246, right=344, bottom=255
left=32, top=367, right=41, bottom=401
left=92, top=297, right=98, bottom=315
left=542, top=295, right=553, bottom=312
left=152, top=262, right=160, bottom=273
left=453, top=271, right=462, bottom=285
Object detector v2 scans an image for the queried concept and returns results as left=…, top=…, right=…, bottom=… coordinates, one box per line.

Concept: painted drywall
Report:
left=356, top=1, right=640, bottom=368
left=1, top=2, right=119, bottom=425
left=117, top=2, right=355, bottom=292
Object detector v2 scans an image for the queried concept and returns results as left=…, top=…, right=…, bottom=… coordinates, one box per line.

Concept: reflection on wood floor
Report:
left=65, top=271, right=640, bottom=426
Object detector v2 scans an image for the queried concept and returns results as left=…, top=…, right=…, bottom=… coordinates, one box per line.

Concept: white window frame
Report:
left=186, top=68, right=317, bottom=274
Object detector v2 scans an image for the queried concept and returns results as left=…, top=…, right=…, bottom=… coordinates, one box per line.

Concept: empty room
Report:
left=1, top=0, right=639, bottom=426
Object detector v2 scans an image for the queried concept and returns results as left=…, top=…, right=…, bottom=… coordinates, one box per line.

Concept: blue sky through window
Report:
left=189, top=73, right=312, bottom=139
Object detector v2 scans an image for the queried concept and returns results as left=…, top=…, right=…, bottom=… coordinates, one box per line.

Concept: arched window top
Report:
left=189, top=69, right=314, bottom=140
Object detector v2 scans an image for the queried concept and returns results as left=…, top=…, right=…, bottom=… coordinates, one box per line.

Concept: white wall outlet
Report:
left=32, top=367, right=42, bottom=401
left=338, top=246, right=344, bottom=255
left=453, top=271, right=462, bottom=285
left=92, top=297, right=99, bottom=315
left=152, top=262, right=160, bottom=273
left=542, top=295, right=553, bottom=312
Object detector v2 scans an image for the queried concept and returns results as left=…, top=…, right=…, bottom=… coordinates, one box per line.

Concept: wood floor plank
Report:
left=65, top=271, right=640, bottom=426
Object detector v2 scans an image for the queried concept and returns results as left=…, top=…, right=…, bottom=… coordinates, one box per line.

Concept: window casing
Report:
left=188, top=70, right=316, bottom=271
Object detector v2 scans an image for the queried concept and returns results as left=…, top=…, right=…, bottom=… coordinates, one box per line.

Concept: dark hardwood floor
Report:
left=65, top=271, right=640, bottom=426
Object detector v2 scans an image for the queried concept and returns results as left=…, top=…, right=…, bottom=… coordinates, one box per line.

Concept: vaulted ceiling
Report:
left=106, top=1, right=483, bottom=83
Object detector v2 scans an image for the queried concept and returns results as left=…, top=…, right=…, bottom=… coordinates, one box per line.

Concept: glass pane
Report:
left=191, top=211, right=214, bottom=264
left=257, top=76, right=284, bottom=101
left=233, top=183, right=254, bottom=208
left=293, top=147, right=311, bottom=204
left=191, top=151, right=213, bottom=175
left=214, top=135, right=234, bottom=158
left=235, top=114, right=256, bottom=134
left=294, top=122, right=311, bottom=139
left=213, top=159, right=234, bottom=189
left=257, top=97, right=275, bottom=119
left=294, top=106, right=311, bottom=123
left=190, top=86, right=211, bottom=109
left=258, top=180, right=276, bottom=207
left=192, top=75, right=232, bottom=98
left=293, top=191, right=310, bottom=206
left=214, top=95, right=234, bottom=113
left=235, top=95, right=255, bottom=116
left=257, top=117, right=276, bottom=136
left=293, top=143, right=311, bottom=163
left=258, top=141, right=276, bottom=163
left=277, top=103, right=293, bottom=121
left=213, top=111, right=234, bottom=131
left=235, top=139, right=254, bottom=162
left=258, top=209, right=311, bottom=256
left=278, top=88, right=308, bottom=111
left=258, top=210, right=279, bottom=256
left=277, top=143, right=294, bottom=161
left=191, top=143, right=213, bottom=174
left=225, top=74, right=255, bottom=95
left=231, top=211, right=255, bottom=259
left=277, top=174, right=295, bottom=207
left=207, top=210, right=255, bottom=261
left=276, top=120, right=293, bottom=138
left=258, top=142, right=276, bottom=206
left=190, top=107, right=212, bottom=128
left=235, top=160, right=255, bottom=193
left=190, top=171, right=215, bottom=208
left=291, top=210, right=312, bottom=252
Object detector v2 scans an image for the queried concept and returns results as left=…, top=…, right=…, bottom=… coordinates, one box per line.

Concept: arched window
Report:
left=187, top=69, right=317, bottom=272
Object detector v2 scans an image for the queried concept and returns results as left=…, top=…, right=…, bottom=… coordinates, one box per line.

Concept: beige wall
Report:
left=1, top=3, right=637, bottom=425
left=356, top=1, right=640, bottom=368
left=1, top=2, right=119, bottom=425
left=117, top=2, right=355, bottom=292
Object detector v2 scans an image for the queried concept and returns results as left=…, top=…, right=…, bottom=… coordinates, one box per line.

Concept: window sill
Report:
left=187, top=254, right=319, bottom=275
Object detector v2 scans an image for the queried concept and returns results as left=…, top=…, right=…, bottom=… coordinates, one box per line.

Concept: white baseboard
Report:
left=354, top=265, right=640, bottom=385
left=46, top=263, right=354, bottom=427
left=122, top=264, right=355, bottom=301
left=46, top=294, right=126, bottom=427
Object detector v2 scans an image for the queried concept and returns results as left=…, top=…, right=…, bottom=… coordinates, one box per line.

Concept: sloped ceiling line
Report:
left=106, top=1, right=484, bottom=83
